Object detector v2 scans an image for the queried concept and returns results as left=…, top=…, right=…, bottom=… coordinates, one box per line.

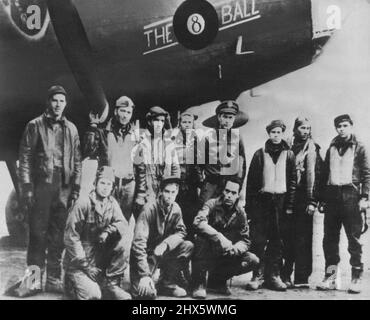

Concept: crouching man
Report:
left=191, top=177, right=259, bottom=299
left=130, top=176, right=193, bottom=299
left=64, top=166, right=131, bottom=300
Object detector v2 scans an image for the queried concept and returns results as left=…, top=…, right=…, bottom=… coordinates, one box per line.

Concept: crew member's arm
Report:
left=134, top=143, right=147, bottom=206
left=64, top=199, right=89, bottom=269
left=310, top=144, right=323, bottom=206
left=131, top=209, right=151, bottom=278
left=245, top=150, right=262, bottom=213
left=359, top=142, right=370, bottom=200
left=19, top=121, right=38, bottom=191
left=71, top=125, right=82, bottom=198
left=239, top=137, right=247, bottom=182
left=160, top=211, right=187, bottom=251
left=318, top=148, right=330, bottom=203
left=232, top=210, right=251, bottom=255
left=103, top=200, right=127, bottom=238
left=193, top=199, right=225, bottom=242
left=286, top=150, right=297, bottom=213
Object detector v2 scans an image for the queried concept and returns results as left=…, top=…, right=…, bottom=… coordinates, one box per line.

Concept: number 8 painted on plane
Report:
left=187, top=13, right=206, bottom=35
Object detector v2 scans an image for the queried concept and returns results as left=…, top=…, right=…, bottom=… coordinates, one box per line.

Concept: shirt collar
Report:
left=89, top=191, right=113, bottom=216
left=330, top=134, right=357, bottom=147
left=159, top=196, right=173, bottom=217
left=43, top=112, right=66, bottom=126
left=217, top=196, right=239, bottom=214
left=106, top=118, right=133, bottom=135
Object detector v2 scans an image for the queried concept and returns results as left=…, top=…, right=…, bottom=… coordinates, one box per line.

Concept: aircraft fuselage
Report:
left=0, top=0, right=333, bottom=160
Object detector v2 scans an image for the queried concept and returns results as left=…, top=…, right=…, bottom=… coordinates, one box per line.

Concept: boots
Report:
left=245, top=274, right=264, bottom=291
left=177, top=266, right=191, bottom=292
left=5, top=267, right=43, bottom=298
left=191, top=263, right=207, bottom=299
left=192, top=284, right=206, bottom=299
left=316, top=266, right=339, bottom=291
left=348, top=267, right=363, bottom=294
left=245, top=264, right=264, bottom=291
left=207, top=271, right=231, bottom=296
left=207, top=280, right=231, bottom=296
left=102, top=276, right=132, bottom=300
left=157, top=281, right=187, bottom=297
left=157, top=265, right=187, bottom=297
left=45, top=275, right=64, bottom=294
left=316, top=276, right=338, bottom=291
left=265, top=275, right=287, bottom=291
left=281, top=274, right=294, bottom=289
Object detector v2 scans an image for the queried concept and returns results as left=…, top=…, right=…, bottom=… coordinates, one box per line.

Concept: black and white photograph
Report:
left=0, top=0, right=370, bottom=302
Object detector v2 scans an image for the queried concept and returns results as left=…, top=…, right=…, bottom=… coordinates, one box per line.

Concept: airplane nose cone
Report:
left=173, top=0, right=219, bottom=50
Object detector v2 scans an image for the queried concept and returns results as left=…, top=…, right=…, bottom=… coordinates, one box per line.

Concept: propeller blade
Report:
left=47, top=0, right=108, bottom=121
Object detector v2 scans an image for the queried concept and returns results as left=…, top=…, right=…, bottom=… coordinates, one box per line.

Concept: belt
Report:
left=361, top=209, right=368, bottom=234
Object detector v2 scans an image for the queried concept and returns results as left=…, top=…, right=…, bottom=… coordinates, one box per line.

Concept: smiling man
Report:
left=192, top=177, right=259, bottom=299
left=17, top=85, right=82, bottom=297
left=317, top=114, right=370, bottom=294
left=64, top=166, right=131, bottom=300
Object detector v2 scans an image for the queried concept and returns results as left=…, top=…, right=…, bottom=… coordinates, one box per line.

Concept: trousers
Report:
left=27, top=168, right=71, bottom=279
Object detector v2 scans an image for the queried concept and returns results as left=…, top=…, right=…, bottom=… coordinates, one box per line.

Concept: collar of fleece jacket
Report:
left=331, top=134, right=357, bottom=156
left=265, top=139, right=290, bottom=164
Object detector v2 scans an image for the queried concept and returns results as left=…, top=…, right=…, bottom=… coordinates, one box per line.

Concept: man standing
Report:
left=281, top=117, right=322, bottom=288
left=84, top=96, right=146, bottom=221
left=317, top=114, right=370, bottom=294
left=139, top=106, right=180, bottom=203
left=245, top=120, right=296, bottom=291
left=18, top=85, right=82, bottom=296
left=64, top=166, right=131, bottom=300
left=171, top=111, right=202, bottom=234
left=130, top=176, right=193, bottom=299
left=198, top=100, right=246, bottom=208
left=191, top=177, right=259, bottom=299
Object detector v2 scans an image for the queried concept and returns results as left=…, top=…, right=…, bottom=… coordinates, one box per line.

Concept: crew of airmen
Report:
left=9, top=85, right=370, bottom=299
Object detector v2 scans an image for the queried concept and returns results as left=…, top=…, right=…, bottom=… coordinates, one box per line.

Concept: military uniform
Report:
left=198, top=101, right=246, bottom=208
left=64, top=167, right=131, bottom=300
left=138, top=107, right=180, bottom=203
left=192, top=197, right=259, bottom=292
left=18, top=86, right=81, bottom=292
left=281, top=118, right=322, bottom=286
left=83, top=96, right=146, bottom=221
left=319, top=124, right=370, bottom=290
left=130, top=197, right=193, bottom=299
left=246, top=121, right=296, bottom=290
left=171, top=116, right=202, bottom=234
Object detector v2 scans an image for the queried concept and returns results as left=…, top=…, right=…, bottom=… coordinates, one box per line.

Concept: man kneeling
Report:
left=192, top=177, right=259, bottom=299
left=64, top=166, right=131, bottom=300
left=130, top=176, right=193, bottom=299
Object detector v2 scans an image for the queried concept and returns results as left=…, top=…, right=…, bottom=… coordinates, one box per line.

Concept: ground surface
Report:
left=1, top=212, right=369, bottom=300
left=1, top=1, right=370, bottom=300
